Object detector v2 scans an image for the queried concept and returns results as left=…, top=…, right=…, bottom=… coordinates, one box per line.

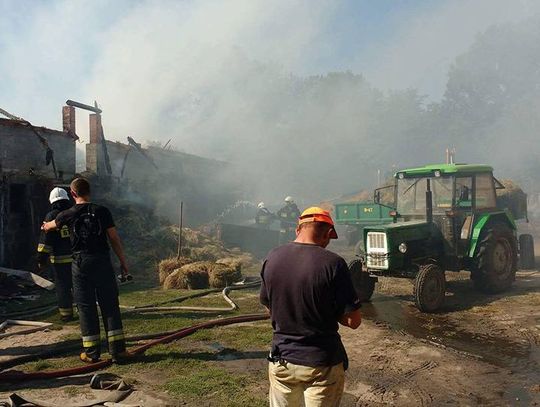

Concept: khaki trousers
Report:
left=268, top=361, right=345, bottom=407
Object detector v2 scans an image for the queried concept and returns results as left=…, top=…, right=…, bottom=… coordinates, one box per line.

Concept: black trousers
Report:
left=72, top=253, right=126, bottom=359
left=51, top=263, right=73, bottom=318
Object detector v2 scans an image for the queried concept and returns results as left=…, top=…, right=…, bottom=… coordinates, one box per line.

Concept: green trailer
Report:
left=334, top=202, right=394, bottom=253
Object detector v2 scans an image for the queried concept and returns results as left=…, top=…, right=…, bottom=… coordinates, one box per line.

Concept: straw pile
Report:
left=162, top=260, right=242, bottom=289
left=163, top=261, right=212, bottom=290
left=158, top=257, right=191, bottom=285
left=208, top=264, right=242, bottom=288
left=96, top=197, right=258, bottom=286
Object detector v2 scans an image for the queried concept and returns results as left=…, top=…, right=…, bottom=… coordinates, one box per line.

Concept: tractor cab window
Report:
left=475, top=173, right=497, bottom=209
left=397, top=176, right=453, bottom=216
left=455, top=177, right=473, bottom=208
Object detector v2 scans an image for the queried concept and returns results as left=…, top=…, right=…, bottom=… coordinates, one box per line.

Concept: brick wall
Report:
left=0, top=119, right=76, bottom=180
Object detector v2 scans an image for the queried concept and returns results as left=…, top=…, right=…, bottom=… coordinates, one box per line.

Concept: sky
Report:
left=0, top=0, right=539, bottom=144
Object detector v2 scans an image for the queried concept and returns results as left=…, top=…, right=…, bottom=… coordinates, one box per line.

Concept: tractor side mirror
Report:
left=374, top=191, right=381, bottom=204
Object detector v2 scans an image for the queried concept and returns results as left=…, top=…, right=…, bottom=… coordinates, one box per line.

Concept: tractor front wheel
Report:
left=414, top=264, right=446, bottom=312
left=472, top=223, right=517, bottom=294
left=348, top=259, right=376, bottom=302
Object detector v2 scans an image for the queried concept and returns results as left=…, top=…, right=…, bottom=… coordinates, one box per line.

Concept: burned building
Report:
left=0, top=107, right=78, bottom=269
left=0, top=103, right=243, bottom=269
left=85, top=114, right=241, bottom=225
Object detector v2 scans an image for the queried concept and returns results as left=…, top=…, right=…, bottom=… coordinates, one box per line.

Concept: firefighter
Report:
left=276, top=196, right=301, bottom=244
left=255, top=202, right=274, bottom=229
left=37, top=187, right=74, bottom=322
left=42, top=178, right=130, bottom=364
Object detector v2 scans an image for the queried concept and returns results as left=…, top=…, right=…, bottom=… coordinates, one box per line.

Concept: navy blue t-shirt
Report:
left=259, top=242, right=360, bottom=368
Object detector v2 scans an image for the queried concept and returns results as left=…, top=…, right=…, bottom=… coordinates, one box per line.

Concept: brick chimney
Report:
left=62, top=105, right=78, bottom=140
left=89, top=113, right=102, bottom=144
left=86, top=113, right=104, bottom=174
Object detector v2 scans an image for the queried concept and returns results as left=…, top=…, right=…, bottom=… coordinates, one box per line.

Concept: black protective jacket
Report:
left=37, top=200, right=73, bottom=265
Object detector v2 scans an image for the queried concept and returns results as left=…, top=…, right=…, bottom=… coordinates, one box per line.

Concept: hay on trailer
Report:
left=158, top=257, right=191, bottom=285
left=496, top=179, right=528, bottom=220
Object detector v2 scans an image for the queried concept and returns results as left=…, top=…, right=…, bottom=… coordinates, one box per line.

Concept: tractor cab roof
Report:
left=396, top=163, right=493, bottom=178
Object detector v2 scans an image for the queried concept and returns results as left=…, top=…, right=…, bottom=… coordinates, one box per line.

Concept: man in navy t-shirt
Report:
left=260, top=207, right=361, bottom=407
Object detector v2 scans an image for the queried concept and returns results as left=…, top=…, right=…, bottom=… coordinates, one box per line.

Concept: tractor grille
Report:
left=366, top=232, right=389, bottom=269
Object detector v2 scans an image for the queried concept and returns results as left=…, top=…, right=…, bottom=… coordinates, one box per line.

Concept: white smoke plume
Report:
left=1, top=0, right=540, bottom=204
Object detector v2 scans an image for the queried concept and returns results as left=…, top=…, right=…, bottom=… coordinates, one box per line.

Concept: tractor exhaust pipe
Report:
left=426, top=179, right=433, bottom=223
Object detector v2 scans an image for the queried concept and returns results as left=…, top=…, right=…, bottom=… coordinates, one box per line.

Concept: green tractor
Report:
left=349, top=163, right=534, bottom=312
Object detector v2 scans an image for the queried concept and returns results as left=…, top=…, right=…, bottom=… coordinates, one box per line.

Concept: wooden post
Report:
left=177, top=201, right=184, bottom=259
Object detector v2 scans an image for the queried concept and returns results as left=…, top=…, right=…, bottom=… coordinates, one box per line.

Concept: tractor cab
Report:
left=391, top=165, right=503, bottom=266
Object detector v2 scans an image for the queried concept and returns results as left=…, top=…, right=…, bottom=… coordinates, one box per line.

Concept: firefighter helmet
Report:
left=49, top=187, right=69, bottom=204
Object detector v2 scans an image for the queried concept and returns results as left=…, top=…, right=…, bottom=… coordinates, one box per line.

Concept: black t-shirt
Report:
left=259, top=242, right=360, bottom=368
left=55, top=203, right=115, bottom=254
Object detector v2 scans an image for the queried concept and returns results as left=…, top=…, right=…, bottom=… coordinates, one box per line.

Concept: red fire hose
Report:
left=0, top=313, right=268, bottom=382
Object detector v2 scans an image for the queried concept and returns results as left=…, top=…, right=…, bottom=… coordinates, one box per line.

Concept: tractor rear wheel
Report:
left=414, top=264, right=446, bottom=312
left=519, top=234, right=535, bottom=269
left=348, top=259, right=376, bottom=302
left=472, top=223, right=517, bottom=293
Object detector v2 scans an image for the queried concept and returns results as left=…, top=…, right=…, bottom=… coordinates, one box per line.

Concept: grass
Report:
left=165, top=365, right=267, bottom=406
left=4, top=282, right=271, bottom=405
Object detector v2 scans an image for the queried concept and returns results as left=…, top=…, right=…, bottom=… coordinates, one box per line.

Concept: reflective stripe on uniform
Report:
left=58, top=307, right=73, bottom=316
left=82, top=334, right=100, bottom=348
left=107, top=329, right=125, bottom=343
left=37, top=243, right=52, bottom=253
left=50, top=254, right=73, bottom=264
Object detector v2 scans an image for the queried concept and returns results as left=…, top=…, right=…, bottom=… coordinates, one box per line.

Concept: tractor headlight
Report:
left=398, top=242, right=408, bottom=253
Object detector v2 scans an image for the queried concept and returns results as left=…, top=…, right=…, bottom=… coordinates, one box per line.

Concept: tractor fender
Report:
left=468, top=211, right=516, bottom=258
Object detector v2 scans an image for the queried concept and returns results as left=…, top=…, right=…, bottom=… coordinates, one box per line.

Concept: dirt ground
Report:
left=341, top=269, right=540, bottom=406
left=1, top=245, right=539, bottom=406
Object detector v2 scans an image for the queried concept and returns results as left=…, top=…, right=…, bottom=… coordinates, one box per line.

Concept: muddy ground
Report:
left=1, top=247, right=539, bottom=406
left=342, top=269, right=540, bottom=406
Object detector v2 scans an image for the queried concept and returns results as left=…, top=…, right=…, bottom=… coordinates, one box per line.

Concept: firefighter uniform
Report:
left=277, top=199, right=301, bottom=244
left=256, top=206, right=274, bottom=229
left=37, top=199, right=73, bottom=321
left=55, top=202, right=126, bottom=362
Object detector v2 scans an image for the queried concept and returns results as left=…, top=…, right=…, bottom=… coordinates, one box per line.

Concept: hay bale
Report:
left=163, top=261, right=213, bottom=289
left=216, top=257, right=242, bottom=272
left=158, top=257, right=191, bottom=284
left=208, top=264, right=242, bottom=288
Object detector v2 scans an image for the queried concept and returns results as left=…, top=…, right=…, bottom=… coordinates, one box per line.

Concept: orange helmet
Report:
left=298, top=207, right=338, bottom=239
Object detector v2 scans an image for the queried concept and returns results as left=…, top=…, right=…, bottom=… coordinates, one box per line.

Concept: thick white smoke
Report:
left=2, top=0, right=540, bottom=204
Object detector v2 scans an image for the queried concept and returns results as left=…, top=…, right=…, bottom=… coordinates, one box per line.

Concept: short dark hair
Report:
left=299, top=221, right=332, bottom=239
left=70, top=177, right=90, bottom=197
